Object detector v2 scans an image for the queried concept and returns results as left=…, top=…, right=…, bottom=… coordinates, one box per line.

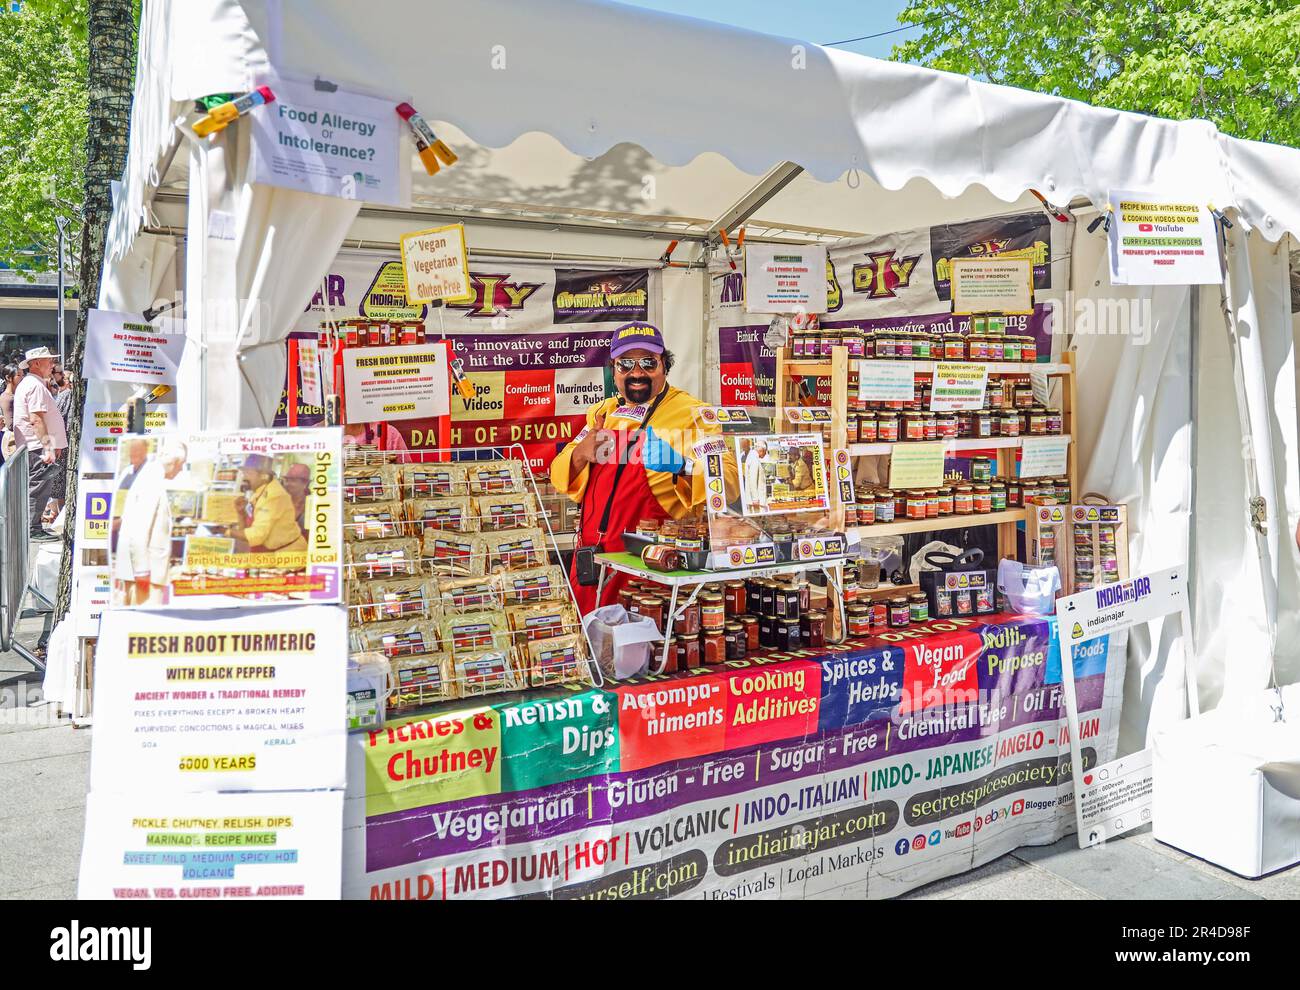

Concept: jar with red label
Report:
left=925, top=490, right=940, bottom=519
left=986, top=379, right=1004, bottom=409
left=870, top=601, right=888, bottom=628
left=943, top=335, right=967, bottom=361
left=894, top=491, right=908, bottom=519
left=844, top=503, right=859, bottom=527
left=906, top=490, right=927, bottom=520
left=701, top=631, right=726, bottom=665
left=999, top=412, right=1021, bottom=437
left=857, top=500, right=875, bottom=526
left=1005, top=480, right=1022, bottom=508
left=956, top=411, right=974, bottom=438
left=674, top=635, right=699, bottom=671
left=937, top=486, right=954, bottom=515
left=674, top=600, right=700, bottom=636
left=923, top=413, right=938, bottom=441
left=877, top=412, right=900, bottom=443
left=904, top=413, right=925, bottom=442
left=701, top=594, right=726, bottom=631
left=860, top=413, right=878, bottom=443
left=888, top=597, right=911, bottom=628
left=641, top=544, right=682, bottom=572
left=1021, top=337, right=1037, bottom=362
left=937, top=413, right=958, bottom=439
left=847, top=606, right=872, bottom=637
left=742, top=616, right=760, bottom=651
left=974, top=484, right=993, bottom=514
left=954, top=484, right=974, bottom=514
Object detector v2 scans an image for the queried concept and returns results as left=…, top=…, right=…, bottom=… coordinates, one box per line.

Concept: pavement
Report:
left=2, top=582, right=1297, bottom=901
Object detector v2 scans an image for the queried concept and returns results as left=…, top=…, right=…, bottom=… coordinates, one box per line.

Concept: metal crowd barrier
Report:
left=0, top=453, right=50, bottom=671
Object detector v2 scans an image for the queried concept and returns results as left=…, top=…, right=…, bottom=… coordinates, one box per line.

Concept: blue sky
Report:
left=616, top=0, right=915, bottom=59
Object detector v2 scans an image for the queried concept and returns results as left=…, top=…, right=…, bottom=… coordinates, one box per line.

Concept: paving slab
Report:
left=0, top=802, right=85, bottom=894
left=0, top=723, right=92, bottom=763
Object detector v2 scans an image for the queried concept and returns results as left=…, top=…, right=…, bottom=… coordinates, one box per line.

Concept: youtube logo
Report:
left=1139, top=223, right=1153, bottom=232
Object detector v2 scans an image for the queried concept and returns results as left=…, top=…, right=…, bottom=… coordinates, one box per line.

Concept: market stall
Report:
left=70, top=0, right=1300, bottom=899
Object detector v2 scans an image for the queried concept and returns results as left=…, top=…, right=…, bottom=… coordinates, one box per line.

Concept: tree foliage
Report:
left=0, top=0, right=89, bottom=277
left=893, top=0, right=1300, bottom=147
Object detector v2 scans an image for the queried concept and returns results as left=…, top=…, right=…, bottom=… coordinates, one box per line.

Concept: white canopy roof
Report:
left=111, top=0, right=1300, bottom=263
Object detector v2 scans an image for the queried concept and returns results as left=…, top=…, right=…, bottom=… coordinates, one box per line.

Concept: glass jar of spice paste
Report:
left=701, top=630, right=726, bottom=665
left=847, top=606, right=872, bottom=638
left=674, top=635, right=699, bottom=671
left=909, top=592, right=929, bottom=623
left=701, top=594, right=726, bottom=631
left=802, top=610, right=827, bottom=649
left=888, top=597, right=911, bottom=628
left=741, top=616, right=760, bottom=652
left=674, top=600, right=701, bottom=636
left=725, top=622, right=746, bottom=660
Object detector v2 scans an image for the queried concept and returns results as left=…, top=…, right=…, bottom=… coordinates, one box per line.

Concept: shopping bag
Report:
left=996, top=559, right=1061, bottom=615
left=918, top=547, right=996, bottom=618
left=583, top=604, right=662, bottom=681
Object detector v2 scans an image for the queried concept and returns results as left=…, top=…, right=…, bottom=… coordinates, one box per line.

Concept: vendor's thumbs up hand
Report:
left=572, top=411, right=610, bottom=473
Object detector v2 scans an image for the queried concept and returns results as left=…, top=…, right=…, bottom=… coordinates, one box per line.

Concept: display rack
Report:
left=775, top=346, right=1077, bottom=562
left=342, top=443, right=603, bottom=709
left=594, top=550, right=850, bottom=673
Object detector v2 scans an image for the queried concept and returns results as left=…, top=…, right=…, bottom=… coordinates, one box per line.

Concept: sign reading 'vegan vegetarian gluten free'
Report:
left=400, top=223, right=474, bottom=304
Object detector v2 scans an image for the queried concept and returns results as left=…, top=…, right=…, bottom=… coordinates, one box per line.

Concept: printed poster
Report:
left=79, top=380, right=179, bottom=476
left=90, top=605, right=347, bottom=793
left=950, top=258, right=1034, bottom=315
left=745, top=243, right=829, bottom=314
left=106, top=428, right=343, bottom=609
left=276, top=252, right=656, bottom=473
left=1107, top=191, right=1221, bottom=285
left=734, top=434, right=829, bottom=515
left=248, top=78, right=408, bottom=207
left=342, top=344, right=451, bottom=423
left=78, top=789, right=344, bottom=900
left=82, top=309, right=187, bottom=386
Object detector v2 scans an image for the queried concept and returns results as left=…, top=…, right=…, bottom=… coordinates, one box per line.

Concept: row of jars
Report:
left=791, top=328, right=1038, bottom=363
left=848, top=406, right=1063, bottom=444
left=846, top=375, right=1046, bottom=414
left=845, top=476, right=1073, bottom=526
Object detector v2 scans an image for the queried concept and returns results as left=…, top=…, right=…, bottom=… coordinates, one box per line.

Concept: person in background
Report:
left=0, top=363, right=23, bottom=463
left=113, top=442, right=187, bottom=605
left=741, top=438, right=770, bottom=513
left=281, top=461, right=313, bottom=539
left=342, top=421, right=413, bottom=464
left=551, top=322, right=737, bottom=614
left=11, top=347, right=67, bottom=540
left=51, top=363, right=74, bottom=425
left=229, top=454, right=308, bottom=554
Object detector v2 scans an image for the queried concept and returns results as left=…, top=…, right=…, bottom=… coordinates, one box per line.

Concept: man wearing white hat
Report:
left=12, top=346, right=68, bottom=540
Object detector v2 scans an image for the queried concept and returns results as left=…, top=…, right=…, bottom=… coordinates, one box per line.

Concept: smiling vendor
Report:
left=551, top=322, right=737, bottom=614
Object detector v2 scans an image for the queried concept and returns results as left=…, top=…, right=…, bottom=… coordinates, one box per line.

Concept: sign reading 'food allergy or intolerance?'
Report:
left=745, top=243, right=829, bottom=314
left=82, top=309, right=188, bottom=386
left=248, top=78, right=406, bottom=207
left=399, top=224, right=473, bottom=304
left=1107, top=191, right=1222, bottom=285
left=950, top=258, right=1034, bottom=315
left=107, top=428, right=343, bottom=610
left=342, top=343, right=451, bottom=423
left=90, top=606, right=347, bottom=793
left=78, top=789, right=344, bottom=900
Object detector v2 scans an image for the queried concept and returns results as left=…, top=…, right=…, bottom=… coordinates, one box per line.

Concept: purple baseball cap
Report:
left=609, top=321, right=665, bottom=360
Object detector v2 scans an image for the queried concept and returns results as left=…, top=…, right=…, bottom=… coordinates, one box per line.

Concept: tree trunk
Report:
left=55, top=0, right=138, bottom=623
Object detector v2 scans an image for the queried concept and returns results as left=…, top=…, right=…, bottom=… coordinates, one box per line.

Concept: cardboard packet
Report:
left=344, top=465, right=402, bottom=504
left=343, top=500, right=408, bottom=542
left=422, top=531, right=485, bottom=577
left=453, top=649, right=520, bottom=697
left=467, top=460, right=524, bottom=495
left=494, top=565, right=568, bottom=605
left=406, top=496, right=477, bottom=534
left=440, top=610, right=508, bottom=656
left=526, top=633, right=588, bottom=688
left=481, top=527, right=548, bottom=572
left=404, top=463, right=468, bottom=498
left=354, top=617, right=442, bottom=659
left=437, top=575, right=500, bottom=613
left=475, top=492, right=540, bottom=531
left=390, top=652, right=456, bottom=709
left=507, top=602, right=579, bottom=644
left=347, top=537, right=421, bottom=580
left=367, top=577, right=433, bottom=620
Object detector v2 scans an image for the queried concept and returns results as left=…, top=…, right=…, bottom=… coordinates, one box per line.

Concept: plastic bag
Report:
left=908, top=540, right=961, bottom=585
left=583, top=604, right=662, bottom=681
left=997, top=559, right=1062, bottom=615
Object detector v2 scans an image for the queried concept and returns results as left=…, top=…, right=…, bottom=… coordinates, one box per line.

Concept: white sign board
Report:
left=249, top=78, right=407, bottom=207
left=298, top=338, right=323, bottom=408
left=342, top=344, right=451, bottom=423
left=399, top=223, right=473, bottom=304
left=1019, top=435, right=1071, bottom=478
left=1107, top=191, right=1222, bottom=285
left=950, top=257, right=1034, bottom=314
left=857, top=359, right=915, bottom=402
left=91, top=605, right=347, bottom=793
left=929, top=361, right=989, bottom=411
left=744, top=243, right=828, bottom=314
left=79, top=394, right=177, bottom=476
left=1056, top=565, right=1194, bottom=848
left=78, top=789, right=344, bottom=900
left=83, top=309, right=187, bottom=386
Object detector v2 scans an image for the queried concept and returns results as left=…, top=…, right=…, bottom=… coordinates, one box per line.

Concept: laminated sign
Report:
left=400, top=223, right=473, bottom=304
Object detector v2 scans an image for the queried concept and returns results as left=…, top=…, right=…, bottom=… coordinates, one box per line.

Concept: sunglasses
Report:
left=614, top=357, right=662, bottom=373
